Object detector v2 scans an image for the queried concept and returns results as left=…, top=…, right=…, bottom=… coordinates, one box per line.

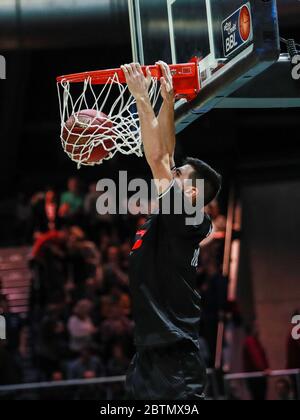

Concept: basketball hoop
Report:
left=56, top=60, right=200, bottom=167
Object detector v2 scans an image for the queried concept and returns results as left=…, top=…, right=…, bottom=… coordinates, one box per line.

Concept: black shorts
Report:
left=125, top=339, right=207, bottom=400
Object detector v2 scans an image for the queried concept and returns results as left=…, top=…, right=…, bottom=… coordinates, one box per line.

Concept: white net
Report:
left=57, top=73, right=161, bottom=168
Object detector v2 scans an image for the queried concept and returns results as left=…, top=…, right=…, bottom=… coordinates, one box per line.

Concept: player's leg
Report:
left=179, top=340, right=207, bottom=400
left=126, top=341, right=207, bottom=400
left=125, top=351, right=155, bottom=400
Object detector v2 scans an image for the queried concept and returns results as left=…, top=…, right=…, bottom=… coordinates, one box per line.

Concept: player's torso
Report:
left=130, top=214, right=201, bottom=283
left=129, top=214, right=203, bottom=347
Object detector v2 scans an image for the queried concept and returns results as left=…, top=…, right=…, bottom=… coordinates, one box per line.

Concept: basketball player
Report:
left=121, top=62, right=222, bottom=400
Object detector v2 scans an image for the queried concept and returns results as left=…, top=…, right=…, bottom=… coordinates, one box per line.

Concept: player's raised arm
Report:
left=156, top=61, right=176, bottom=170
left=121, top=63, right=173, bottom=194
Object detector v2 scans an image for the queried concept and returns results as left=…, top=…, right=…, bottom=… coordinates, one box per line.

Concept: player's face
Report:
left=174, top=164, right=200, bottom=202
left=174, top=164, right=196, bottom=190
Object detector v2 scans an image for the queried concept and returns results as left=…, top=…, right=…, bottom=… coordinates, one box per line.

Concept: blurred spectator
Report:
left=37, top=303, right=69, bottom=380
left=68, top=348, right=107, bottom=401
left=100, top=303, right=133, bottom=342
left=198, top=336, right=211, bottom=367
left=68, top=347, right=105, bottom=379
left=52, top=371, right=64, bottom=381
left=84, top=182, right=100, bottom=222
left=119, top=241, right=131, bottom=272
left=107, top=342, right=130, bottom=399
left=39, top=371, right=70, bottom=401
left=103, top=245, right=129, bottom=292
left=0, top=295, right=27, bottom=359
left=119, top=293, right=131, bottom=318
left=222, top=301, right=243, bottom=373
left=80, top=277, right=103, bottom=302
left=0, top=276, right=4, bottom=299
left=243, top=321, right=269, bottom=401
left=286, top=310, right=300, bottom=399
left=84, top=182, right=114, bottom=237
left=227, top=382, right=242, bottom=401
left=31, top=229, right=67, bottom=260
left=205, top=200, right=227, bottom=238
left=0, top=341, right=20, bottom=386
left=275, top=378, right=294, bottom=401
left=0, top=296, right=26, bottom=384
left=99, top=301, right=134, bottom=361
left=59, top=177, right=83, bottom=223
left=30, top=230, right=68, bottom=309
left=201, top=200, right=226, bottom=271
left=107, top=342, right=130, bottom=376
left=31, top=188, right=60, bottom=235
left=199, top=261, right=228, bottom=366
left=99, top=295, right=114, bottom=321
left=67, top=299, right=97, bottom=353
left=67, top=226, right=101, bottom=287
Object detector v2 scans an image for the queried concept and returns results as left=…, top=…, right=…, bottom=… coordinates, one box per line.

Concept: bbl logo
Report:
left=222, top=3, right=252, bottom=58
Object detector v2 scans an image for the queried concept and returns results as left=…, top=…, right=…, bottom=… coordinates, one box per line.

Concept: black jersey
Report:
left=129, top=180, right=212, bottom=348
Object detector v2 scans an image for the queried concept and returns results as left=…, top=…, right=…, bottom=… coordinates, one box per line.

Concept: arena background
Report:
left=0, top=0, right=299, bottom=401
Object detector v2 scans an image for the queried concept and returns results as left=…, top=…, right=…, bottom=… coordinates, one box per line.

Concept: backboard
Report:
left=128, top=0, right=282, bottom=132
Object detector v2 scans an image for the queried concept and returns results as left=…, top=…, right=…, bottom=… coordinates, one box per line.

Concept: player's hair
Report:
left=184, top=157, right=222, bottom=206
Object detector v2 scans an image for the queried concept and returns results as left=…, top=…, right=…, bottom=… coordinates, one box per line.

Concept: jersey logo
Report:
left=191, top=248, right=200, bottom=267
left=131, top=229, right=147, bottom=251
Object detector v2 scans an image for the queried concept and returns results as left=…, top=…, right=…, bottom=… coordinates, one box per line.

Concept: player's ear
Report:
left=185, top=186, right=199, bottom=201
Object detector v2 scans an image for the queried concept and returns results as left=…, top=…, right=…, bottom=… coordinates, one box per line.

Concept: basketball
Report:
left=62, top=109, right=114, bottom=164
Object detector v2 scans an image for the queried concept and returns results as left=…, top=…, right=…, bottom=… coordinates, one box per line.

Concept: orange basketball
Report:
left=62, top=109, right=114, bottom=164
left=239, top=5, right=251, bottom=42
